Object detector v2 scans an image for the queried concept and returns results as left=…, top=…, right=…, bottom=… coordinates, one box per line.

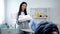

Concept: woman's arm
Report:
left=16, top=13, right=24, bottom=25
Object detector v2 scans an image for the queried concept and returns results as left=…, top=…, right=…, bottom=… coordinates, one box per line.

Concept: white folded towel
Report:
left=18, top=15, right=32, bottom=22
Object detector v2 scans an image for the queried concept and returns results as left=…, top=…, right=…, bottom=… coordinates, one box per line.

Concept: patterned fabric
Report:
left=35, top=21, right=59, bottom=34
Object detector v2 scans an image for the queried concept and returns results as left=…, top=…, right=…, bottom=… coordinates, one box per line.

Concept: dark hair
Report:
left=18, top=2, right=27, bottom=16
left=35, top=21, right=59, bottom=34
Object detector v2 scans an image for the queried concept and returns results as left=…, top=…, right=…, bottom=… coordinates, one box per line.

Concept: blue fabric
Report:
left=31, top=21, right=46, bottom=32
left=35, top=21, right=58, bottom=34
left=31, top=20, right=37, bottom=31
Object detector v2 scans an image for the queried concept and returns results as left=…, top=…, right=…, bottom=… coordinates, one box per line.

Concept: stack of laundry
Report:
left=18, top=15, right=32, bottom=22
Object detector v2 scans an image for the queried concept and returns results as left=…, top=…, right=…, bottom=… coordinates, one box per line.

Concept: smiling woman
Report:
left=0, top=0, right=5, bottom=25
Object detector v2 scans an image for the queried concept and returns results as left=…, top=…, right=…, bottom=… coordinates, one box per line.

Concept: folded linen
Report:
left=18, top=15, right=32, bottom=22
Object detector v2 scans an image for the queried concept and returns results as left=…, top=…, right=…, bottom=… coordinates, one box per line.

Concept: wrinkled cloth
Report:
left=18, top=15, right=32, bottom=22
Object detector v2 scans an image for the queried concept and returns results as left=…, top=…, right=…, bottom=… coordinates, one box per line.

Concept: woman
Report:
left=17, top=2, right=31, bottom=34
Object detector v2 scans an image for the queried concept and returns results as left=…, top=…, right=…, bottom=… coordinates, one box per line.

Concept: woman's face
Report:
left=52, top=31, right=58, bottom=34
left=21, top=4, right=27, bottom=11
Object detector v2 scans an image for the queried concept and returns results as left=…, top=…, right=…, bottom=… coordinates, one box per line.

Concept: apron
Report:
left=17, top=12, right=30, bottom=34
left=17, top=21, right=29, bottom=34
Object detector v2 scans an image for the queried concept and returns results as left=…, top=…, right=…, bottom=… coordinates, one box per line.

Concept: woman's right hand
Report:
left=26, top=20, right=30, bottom=23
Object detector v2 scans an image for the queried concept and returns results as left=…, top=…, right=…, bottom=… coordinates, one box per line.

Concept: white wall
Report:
left=0, top=0, right=5, bottom=24
left=5, top=0, right=60, bottom=24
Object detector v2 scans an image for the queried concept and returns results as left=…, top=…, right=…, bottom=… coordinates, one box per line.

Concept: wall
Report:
left=0, top=0, right=5, bottom=24
left=5, top=0, right=60, bottom=25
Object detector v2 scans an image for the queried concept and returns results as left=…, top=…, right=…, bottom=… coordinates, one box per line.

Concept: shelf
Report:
left=33, top=17, right=47, bottom=19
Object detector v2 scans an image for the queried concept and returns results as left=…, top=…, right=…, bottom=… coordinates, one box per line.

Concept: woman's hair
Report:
left=18, top=2, right=27, bottom=16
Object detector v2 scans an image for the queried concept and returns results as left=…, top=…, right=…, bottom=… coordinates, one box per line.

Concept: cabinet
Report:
left=30, top=8, right=49, bottom=24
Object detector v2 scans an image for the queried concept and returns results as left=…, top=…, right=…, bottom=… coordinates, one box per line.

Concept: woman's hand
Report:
left=26, top=20, right=30, bottom=23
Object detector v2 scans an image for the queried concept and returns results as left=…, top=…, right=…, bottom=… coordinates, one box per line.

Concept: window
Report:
left=0, top=0, right=5, bottom=24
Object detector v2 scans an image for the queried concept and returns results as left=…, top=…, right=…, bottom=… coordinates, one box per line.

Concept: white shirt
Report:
left=21, top=12, right=25, bottom=16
